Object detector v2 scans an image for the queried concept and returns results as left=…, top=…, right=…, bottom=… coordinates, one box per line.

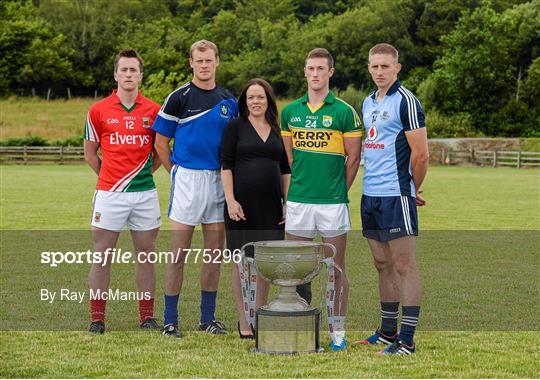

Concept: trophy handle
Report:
left=321, top=242, right=337, bottom=260
left=240, top=242, right=255, bottom=264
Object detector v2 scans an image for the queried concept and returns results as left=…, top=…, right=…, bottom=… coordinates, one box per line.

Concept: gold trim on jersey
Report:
left=343, top=130, right=363, bottom=137
left=306, top=102, right=325, bottom=114
left=289, top=126, right=344, bottom=156
left=335, top=97, right=362, bottom=130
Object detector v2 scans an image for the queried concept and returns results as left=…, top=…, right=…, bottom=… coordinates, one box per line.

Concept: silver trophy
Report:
left=240, top=240, right=338, bottom=354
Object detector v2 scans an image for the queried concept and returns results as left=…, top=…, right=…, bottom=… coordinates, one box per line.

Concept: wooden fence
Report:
left=0, top=146, right=85, bottom=164
left=1, top=146, right=539, bottom=168
left=436, top=148, right=540, bottom=168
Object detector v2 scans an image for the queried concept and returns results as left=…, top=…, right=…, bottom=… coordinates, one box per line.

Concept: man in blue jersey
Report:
left=356, top=43, right=429, bottom=355
left=152, top=40, right=238, bottom=337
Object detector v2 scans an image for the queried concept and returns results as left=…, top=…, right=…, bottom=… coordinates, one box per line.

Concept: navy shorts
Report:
left=361, top=195, right=418, bottom=242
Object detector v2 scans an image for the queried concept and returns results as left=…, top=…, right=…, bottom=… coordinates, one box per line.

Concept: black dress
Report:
left=221, top=117, right=291, bottom=255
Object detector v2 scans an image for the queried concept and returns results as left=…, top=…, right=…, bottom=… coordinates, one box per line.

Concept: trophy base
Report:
left=254, top=308, right=320, bottom=354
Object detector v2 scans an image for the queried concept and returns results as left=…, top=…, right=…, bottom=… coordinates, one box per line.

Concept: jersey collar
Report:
left=371, top=80, right=401, bottom=99
left=301, top=90, right=336, bottom=105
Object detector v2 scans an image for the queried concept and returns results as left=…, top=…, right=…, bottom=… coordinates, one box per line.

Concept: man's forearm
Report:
left=151, top=150, right=161, bottom=173
left=411, top=152, right=429, bottom=191
left=345, top=157, right=360, bottom=191
left=85, top=154, right=101, bottom=175
left=155, top=146, right=173, bottom=173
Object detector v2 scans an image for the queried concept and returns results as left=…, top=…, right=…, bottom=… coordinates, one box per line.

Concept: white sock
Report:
left=331, top=316, right=346, bottom=344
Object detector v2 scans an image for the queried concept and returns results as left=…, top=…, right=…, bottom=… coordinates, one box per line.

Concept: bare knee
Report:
left=394, top=258, right=417, bottom=277
left=373, top=256, right=392, bottom=274
left=166, top=259, right=185, bottom=273
left=203, top=262, right=221, bottom=276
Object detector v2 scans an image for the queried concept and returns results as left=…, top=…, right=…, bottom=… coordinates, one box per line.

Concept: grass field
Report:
left=1, top=165, right=539, bottom=378
left=0, top=98, right=291, bottom=141
left=0, top=98, right=95, bottom=140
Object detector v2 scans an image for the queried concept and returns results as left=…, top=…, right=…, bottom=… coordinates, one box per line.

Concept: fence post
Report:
left=60, top=146, right=64, bottom=164
left=23, top=146, right=28, bottom=165
left=446, top=150, right=451, bottom=165
left=441, top=149, right=445, bottom=165
left=470, top=148, right=475, bottom=163
left=67, top=88, right=71, bottom=100
left=94, top=90, right=98, bottom=99
left=493, top=151, right=497, bottom=168
left=517, top=151, right=521, bottom=168
left=46, top=88, right=51, bottom=101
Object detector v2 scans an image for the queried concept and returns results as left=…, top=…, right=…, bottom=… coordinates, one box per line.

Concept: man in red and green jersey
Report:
left=84, top=48, right=162, bottom=334
left=281, top=48, right=362, bottom=351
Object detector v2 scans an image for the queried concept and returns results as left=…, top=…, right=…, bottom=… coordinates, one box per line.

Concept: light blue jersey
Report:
left=361, top=80, right=425, bottom=197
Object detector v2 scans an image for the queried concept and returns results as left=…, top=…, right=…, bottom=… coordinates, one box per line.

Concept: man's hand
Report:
left=416, top=189, right=426, bottom=206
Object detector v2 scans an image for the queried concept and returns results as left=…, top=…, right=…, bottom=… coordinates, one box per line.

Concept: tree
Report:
left=422, top=2, right=539, bottom=136
left=0, top=1, right=77, bottom=94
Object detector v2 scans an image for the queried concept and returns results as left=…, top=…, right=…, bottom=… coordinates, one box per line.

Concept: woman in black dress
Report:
left=221, top=78, right=291, bottom=339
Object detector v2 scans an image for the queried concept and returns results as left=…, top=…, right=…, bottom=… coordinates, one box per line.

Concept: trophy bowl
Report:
left=253, top=240, right=324, bottom=287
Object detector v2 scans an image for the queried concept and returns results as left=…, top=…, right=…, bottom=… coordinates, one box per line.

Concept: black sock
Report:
left=399, top=305, right=420, bottom=345
left=380, top=301, right=399, bottom=335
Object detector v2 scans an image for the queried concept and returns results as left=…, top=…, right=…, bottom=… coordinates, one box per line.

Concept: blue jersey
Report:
left=152, top=82, right=238, bottom=170
left=361, top=80, right=425, bottom=197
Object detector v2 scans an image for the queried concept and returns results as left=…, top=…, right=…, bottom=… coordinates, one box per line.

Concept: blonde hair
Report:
left=189, top=40, right=219, bottom=58
left=369, top=43, right=399, bottom=62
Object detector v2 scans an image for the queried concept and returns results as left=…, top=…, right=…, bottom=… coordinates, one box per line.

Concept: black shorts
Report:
left=361, top=195, right=418, bottom=242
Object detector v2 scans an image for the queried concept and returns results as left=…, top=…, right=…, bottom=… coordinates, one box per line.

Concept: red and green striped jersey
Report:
left=84, top=90, right=160, bottom=192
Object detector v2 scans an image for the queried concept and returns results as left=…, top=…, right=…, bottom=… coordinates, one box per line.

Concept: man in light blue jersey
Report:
left=356, top=43, right=429, bottom=355
left=153, top=40, right=238, bottom=337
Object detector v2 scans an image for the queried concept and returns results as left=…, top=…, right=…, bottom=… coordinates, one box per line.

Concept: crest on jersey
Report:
left=220, top=104, right=228, bottom=116
left=94, top=212, right=101, bottom=223
left=142, top=117, right=151, bottom=128
left=367, top=124, right=378, bottom=141
left=322, top=115, right=333, bottom=127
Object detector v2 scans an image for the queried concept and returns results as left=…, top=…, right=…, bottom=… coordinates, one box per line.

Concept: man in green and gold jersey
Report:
left=281, top=48, right=362, bottom=351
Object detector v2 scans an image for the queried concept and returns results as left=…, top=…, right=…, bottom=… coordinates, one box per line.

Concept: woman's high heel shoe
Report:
left=237, top=321, right=255, bottom=340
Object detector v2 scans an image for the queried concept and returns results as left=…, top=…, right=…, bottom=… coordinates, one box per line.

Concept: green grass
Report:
left=0, top=98, right=292, bottom=142
left=1, top=165, right=538, bottom=230
left=521, top=138, right=540, bottom=152
left=0, top=97, right=96, bottom=140
left=1, top=165, right=539, bottom=378
left=1, top=332, right=537, bottom=378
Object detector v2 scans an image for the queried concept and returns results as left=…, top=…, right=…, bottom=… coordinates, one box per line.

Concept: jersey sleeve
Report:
left=226, top=97, right=239, bottom=118
left=342, top=104, right=362, bottom=138
left=280, top=106, right=292, bottom=137
left=220, top=118, right=239, bottom=170
left=399, top=92, right=425, bottom=131
left=151, top=91, right=181, bottom=138
left=84, top=106, right=101, bottom=142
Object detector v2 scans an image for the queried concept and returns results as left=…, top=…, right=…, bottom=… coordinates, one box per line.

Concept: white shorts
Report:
left=285, top=201, right=351, bottom=238
left=168, top=165, right=225, bottom=226
left=91, top=189, right=161, bottom=232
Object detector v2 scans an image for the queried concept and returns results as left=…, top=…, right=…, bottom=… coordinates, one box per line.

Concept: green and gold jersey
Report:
left=281, top=91, right=362, bottom=204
